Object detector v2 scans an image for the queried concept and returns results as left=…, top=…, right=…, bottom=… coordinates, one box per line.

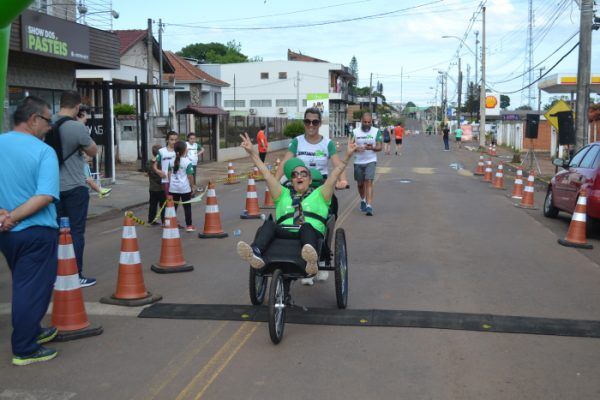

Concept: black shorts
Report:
left=456, top=137, right=462, bottom=142
left=383, top=138, right=391, bottom=143
left=395, top=138, right=403, bottom=145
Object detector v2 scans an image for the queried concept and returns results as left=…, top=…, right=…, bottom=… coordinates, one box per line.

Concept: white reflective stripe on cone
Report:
left=228, top=170, right=234, bottom=173
left=122, top=226, right=137, bottom=239
left=517, top=170, right=523, bottom=176
left=120, top=251, right=141, bottom=265
left=54, top=273, right=81, bottom=291
left=165, top=207, right=176, bottom=218
left=528, top=176, right=535, bottom=182
left=205, top=205, right=219, bottom=213
left=208, top=189, right=216, bottom=197
left=496, top=173, right=503, bottom=177
left=163, top=228, right=180, bottom=239
left=58, top=244, right=75, bottom=260
left=246, top=192, right=258, bottom=199
left=248, top=179, right=255, bottom=185
left=577, top=196, right=587, bottom=205
left=572, top=212, right=587, bottom=222
left=525, top=186, right=534, bottom=192
left=515, top=179, right=523, bottom=184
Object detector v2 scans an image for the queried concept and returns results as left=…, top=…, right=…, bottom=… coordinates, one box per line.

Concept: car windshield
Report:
left=569, top=146, right=590, bottom=168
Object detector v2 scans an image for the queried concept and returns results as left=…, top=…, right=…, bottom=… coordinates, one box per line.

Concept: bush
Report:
left=283, top=120, right=305, bottom=138
left=113, top=103, right=136, bottom=116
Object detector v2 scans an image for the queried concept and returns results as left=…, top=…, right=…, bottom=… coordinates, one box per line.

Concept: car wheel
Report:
left=543, top=188, right=559, bottom=218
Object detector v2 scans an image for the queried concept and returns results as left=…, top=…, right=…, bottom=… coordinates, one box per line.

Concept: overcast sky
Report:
left=112, top=0, right=599, bottom=109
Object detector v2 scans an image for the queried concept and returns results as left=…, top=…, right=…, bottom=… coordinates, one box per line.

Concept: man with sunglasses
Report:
left=52, top=91, right=98, bottom=287
left=352, top=112, right=382, bottom=216
left=0, top=96, right=60, bottom=365
left=276, top=107, right=349, bottom=284
left=237, top=132, right=357, bottom=277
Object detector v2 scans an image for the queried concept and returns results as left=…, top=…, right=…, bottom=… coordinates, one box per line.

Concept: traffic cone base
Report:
left=54, top=324, right=104, bottom=342
left=558, top=238, right=593, bottom=249
left=199, top=183, right=229, bottom=239
left=100, top=292, right=163, bottom=307
left=151, top=263, right=194, bottom=273
left=240, top=211, right=262, bottom=219
left=514, top=203, right=538, bottom=210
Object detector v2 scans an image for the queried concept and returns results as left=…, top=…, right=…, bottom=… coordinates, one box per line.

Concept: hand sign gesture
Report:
left=239, top=132, right=256, bottom=156
left=347, top=136, right=358, bottom=155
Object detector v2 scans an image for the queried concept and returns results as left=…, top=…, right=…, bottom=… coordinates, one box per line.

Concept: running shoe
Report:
left=365, top=205, right=373, bottom=216
left=98, top=188, right=112, bottom=198
left=360, top=200, right=367, bottom=212
left=301, top=277, right=315, bottom=286
left=316, top=270, right=329, bottom=281
left=79, top=276, right=97, bottom=288
left=36, top=327, right=58, bottom=345
left=301, top=244, right=319, bottom=275
left=12, top=347, right=57, bottom=366
left=237, top=241, right=265, bottom=269
left=185, top=225, right=196, bottom=232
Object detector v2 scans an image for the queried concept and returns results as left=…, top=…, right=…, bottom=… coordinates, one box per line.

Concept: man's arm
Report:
left=0, top=195, right=54, bottom=232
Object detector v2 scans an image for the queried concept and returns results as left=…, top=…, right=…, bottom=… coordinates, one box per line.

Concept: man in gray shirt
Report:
left=53, top=91, right=98, bottom=287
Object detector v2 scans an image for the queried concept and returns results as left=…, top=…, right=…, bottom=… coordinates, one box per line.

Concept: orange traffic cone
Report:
left=510, top=167, right=524, bottom=199
left=151, top=196, right=194, bottom=273
left=474, top=155, right=485, bottom=176
left=558, top=190, right=593, bottom=249
left=100, top=215, right=162, bottom=306
left=52, top=218, right=103, bottom=341
left=491, top=145, right=497, bottom=156
left=262, top=186, right=275, bottom=209
left=198, top=182, right=228, bottom=238
left=491, top=161, right=506, bottom=190
left=240, top=178, right=262, bottom=219
left=253, top=166, right=264, bottom=181
left=515, top=171, right=537, bottom=209
left=482, top=159, right=493, bottom=183
left=224, top=162, right=239, bottom=185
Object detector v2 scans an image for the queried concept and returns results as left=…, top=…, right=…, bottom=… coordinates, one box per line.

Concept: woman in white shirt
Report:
left=168, top=141, right=196, bottom=232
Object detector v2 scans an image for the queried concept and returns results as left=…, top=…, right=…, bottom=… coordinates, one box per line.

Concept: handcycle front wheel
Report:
left=268, top=268, right=286, bottom=344
left=334, top=228, right=348, bottom=309
left=249, top=268, right=268, bottom=305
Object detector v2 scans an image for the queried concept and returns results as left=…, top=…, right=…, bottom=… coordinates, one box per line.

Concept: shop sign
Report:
left=21, top=10, right=90, bottom=63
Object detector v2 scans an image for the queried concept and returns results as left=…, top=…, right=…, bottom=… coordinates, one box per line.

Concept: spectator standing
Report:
left=0, top=96, right=60, bottom=366
left=256, top=124, right=268, bottom=163
left=153, top=131, right=178, bottom=196
left=148, top=144, right=166, bottom=225
left=168, top=141, right=196, bottom=232
left=455, top=126, right=463, bottom=149
left=442, top=126, right=450, bottom=151
left=53, top=91, right=98, bottom=287
left=186, top=132, right=204, bottom=189
left=393, top=122, right=404, bottom=156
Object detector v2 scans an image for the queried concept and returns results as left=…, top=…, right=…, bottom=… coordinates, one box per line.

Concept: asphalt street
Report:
left=1, top=134, right=600, bottom=399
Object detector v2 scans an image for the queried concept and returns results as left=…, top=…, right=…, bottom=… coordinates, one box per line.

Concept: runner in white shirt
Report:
left=351, top=112, right=382, bottom=216
left=153, top=131, right=178, bottom=195
left=168, top=141, right=196, bottom=232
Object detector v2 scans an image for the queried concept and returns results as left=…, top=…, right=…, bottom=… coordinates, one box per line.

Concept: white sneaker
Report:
left=301, top=277, right=314, bottom=286
left=236, top=241, right=265, bottom=270
left=301, top=244, right=319, bottom=275
left=316, top=270, right=329, bottom=281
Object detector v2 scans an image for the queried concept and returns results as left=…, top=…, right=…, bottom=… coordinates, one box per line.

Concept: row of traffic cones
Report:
left=475, top=155, right=593, bottom=249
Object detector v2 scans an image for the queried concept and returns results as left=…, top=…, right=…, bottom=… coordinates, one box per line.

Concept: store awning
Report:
left=538, top=73, right=600, bottom=94
left=177, top=104, right=228, bottom=116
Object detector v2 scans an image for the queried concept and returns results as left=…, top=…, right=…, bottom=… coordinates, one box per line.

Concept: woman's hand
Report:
left=239, top=132, right=256, bottom=156
left=347, top=137, right=358, bottom=155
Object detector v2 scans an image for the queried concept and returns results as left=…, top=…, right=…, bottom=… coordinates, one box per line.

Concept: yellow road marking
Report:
left=412, top=167, right=436, bottom=174
left=133, top=322, right=229, bottom=400
left=175, top=322, right=257, bottom=400
left=458, top=170, right=473, bottom=177
left=376, top=167, right=392, bottom=173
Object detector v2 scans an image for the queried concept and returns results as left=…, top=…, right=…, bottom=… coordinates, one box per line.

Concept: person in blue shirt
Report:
left=0, top=96, right=60, bottom=366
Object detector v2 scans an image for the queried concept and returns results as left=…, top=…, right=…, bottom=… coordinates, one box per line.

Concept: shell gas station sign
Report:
left=485, top=93, right=501, bottom=116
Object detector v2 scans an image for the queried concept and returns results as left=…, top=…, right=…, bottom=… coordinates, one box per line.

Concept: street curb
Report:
left=87, top=201, right=149, bottom=222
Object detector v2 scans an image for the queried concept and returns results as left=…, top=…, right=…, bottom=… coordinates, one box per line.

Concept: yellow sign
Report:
left=544, top=100, right=572, bottom=131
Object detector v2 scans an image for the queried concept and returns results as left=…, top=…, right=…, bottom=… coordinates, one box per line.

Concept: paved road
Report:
left=1, top=134, right=600, bottom=399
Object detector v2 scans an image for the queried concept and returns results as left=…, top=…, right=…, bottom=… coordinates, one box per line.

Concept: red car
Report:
left=544, top=142, right=600, bottom=219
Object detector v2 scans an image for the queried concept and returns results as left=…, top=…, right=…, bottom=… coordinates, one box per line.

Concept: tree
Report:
left=500, top=95, right=510, bottom=110
left=464, top=82, right=480, bottom=118
left=376, top=81, right=383, bottom=94
left=405, top=101, right=416, bottom=108
left=516, top=105, right=533, bottom=111
left=177, top=40, right=257, bottom=64
left=349, top=56, right=358, bottom=82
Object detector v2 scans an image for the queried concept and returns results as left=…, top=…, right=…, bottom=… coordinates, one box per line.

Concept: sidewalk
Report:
left=87, top=146, right=293, bottom=221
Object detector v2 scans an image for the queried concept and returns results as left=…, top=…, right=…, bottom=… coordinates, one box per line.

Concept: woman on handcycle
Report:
left=237, top=132, right=357, bottom=275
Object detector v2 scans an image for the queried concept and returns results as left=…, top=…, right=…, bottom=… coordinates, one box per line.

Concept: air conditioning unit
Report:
left=249, top=108, right=257, bottom=115
left=278, top=107, right=287, bottom=114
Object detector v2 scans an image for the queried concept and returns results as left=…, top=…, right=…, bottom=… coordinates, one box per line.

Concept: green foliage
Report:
left=349, top=56, right=358, bottom=81
left=283, top=120, right=305, bottom=138
left=516, top=105, right=533, bottom=111
left=113, top=103, right=136, bottom=116
left=500, top=95, right=510, bottom=109
left=405, top=101, right=416, bottom=108
left=353, top=109, right=366, bottom=120
left=177, top=40, right=253, bottom=64
left=464, top=82, right=480, bottom=116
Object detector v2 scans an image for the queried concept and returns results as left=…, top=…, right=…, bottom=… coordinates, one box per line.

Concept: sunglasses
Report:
left=291, top=170, right=309, bottom=179
left=303, top=119, right=320, bottom=126
left=36, top=114, right=52, bottom=124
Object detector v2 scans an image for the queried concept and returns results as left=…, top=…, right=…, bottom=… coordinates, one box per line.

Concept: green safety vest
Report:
left=274, top=186, right=331, bottom=235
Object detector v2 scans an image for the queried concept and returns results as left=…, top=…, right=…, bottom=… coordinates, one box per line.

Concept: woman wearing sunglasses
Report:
left=237, top=132, right=357, bottom=277
left=275, top=107, right=349, bottom=284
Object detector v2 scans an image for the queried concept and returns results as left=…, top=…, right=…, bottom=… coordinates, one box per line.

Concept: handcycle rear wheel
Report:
left=268, top=268, right=286, bottom=344
left=249, top=268, right=268, bottom=305
left=334, top=228, right=348, bottom=309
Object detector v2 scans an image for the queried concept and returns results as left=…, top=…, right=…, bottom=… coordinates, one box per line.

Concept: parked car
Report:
left=544, top=142, right=600, bottom=220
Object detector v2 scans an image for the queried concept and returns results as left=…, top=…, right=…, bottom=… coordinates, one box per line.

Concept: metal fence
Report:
left=220, top=115, right=290, bottom=149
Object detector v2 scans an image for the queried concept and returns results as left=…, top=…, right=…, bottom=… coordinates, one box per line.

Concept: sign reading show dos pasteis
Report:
left=20, top=10, right=90, bottom=63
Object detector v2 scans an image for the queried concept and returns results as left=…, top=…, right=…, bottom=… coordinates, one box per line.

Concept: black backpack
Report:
left=44, top=116, right=80, bottom=166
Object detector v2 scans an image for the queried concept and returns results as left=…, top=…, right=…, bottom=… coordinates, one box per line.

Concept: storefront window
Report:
left=8, top=86, right=61, bottom=128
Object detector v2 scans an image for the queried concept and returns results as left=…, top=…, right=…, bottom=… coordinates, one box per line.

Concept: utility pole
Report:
left=400, top=66, right=404, bottom=107
left=146, top=18, right=153, bottom=115
left=296, top=71, right=300, bottom=114
left=368, top=72, right=373, bottom=113
left=479, top=6, right=487, bottom=148
left=537, top=66, right=546, bottom=111
left=233, top=74, right=236, bottom=111
left=575, top=0, right=593, bottom=148
left=457, top=57, right=463, bottom=128
left=474, top=30, right=479, bottom=86
left=526, top=0, right=534, bottom=107
left=158, top=19, right=164, bottom=116
left=443, top=73, right=448, bottom=124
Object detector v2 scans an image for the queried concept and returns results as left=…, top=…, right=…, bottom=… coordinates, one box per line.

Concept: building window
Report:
left=278, top=72, right=287, bottom=79
left=302, top=99, right=307, bottom=107
left=250, top=99, right=272, bottom=107
left=224, top=100, right=245, bottom=108
left=275, top=99, right=297, bottom=107
left=260, top=72, right=269, bottom=80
